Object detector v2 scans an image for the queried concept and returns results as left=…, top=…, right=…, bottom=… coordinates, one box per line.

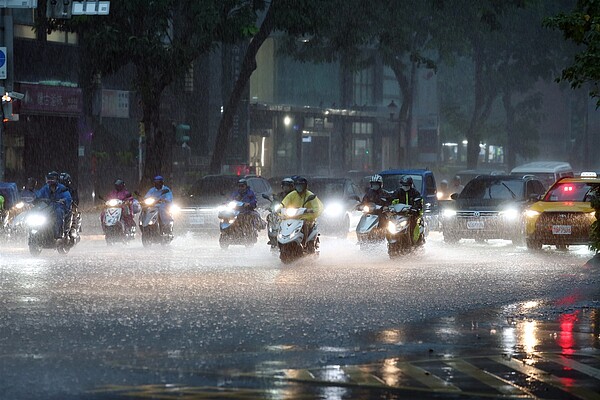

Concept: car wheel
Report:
left=526, top=238, right=542, bottom=250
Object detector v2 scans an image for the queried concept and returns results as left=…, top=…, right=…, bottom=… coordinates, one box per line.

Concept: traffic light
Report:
left=47, top=0, right=72, bottom=19
left=175, top=124, right=190, bottom=145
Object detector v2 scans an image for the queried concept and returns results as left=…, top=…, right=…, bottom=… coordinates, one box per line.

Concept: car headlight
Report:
left=443, top=209, right=457, bottom=218
left=106, top=199, right=120, bottom=207
left=144, top=198, right=156, bottom=206
left=589, top=211, right=596, bottom=218
left=524, top=210, right=540, bottom=218
left=500, top=208, right=519, bottom=221
left=325, top=202, right=344, bottom=216
left=170, top=204, right=181, bottom=215
left=26, top=214, right=47, bottom=227
left=273, top=204, right=282, bottom=212
left=14, top=201, right=24, bottom=209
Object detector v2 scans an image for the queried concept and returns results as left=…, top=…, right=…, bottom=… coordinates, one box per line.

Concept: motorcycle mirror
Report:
left=262, top=193, right=271, bottom=200
left=450, top=193, right=458, bottom=200
left=161, top=188, right=170, bottom=194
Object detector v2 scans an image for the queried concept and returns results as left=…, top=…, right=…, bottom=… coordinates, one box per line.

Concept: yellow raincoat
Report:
left=281, top=190, right=323, bottom=221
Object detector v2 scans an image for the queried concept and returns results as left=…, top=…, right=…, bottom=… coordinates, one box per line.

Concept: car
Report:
left=510, top=161, right=574, bottom=189
left=177, top=175, right=272, bottom=234
left=378, top=169, right=440, bottom=230
left=307, top=177, right=363, bottom=238
left=455, top=168, right=506, bottom=186
left=523, top=172, right=600, bottom=250
left=441, top=174, right=546, bottom=244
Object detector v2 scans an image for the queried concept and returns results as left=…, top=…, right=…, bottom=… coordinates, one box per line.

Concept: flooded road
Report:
left=1, top=219, right=599, bottom=399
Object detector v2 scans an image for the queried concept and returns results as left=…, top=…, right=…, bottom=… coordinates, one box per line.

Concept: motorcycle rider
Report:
left=144, top=175, right=174, bottom=234
left=59, top=172, right=81, bottom=234
left=103, top=179, right=136, bottom=231
left=392, top=176, right=423, bottom=244
left=20, top=177, right=37, bottom=204
left=276, top=177, right=295, bottom=202
left=281, top=176, right=324, bottom=244
left=230, top=178, right=263, bottom=231
left=35, top=171, right=72, bottom=239
left=360, top=174, right=391, bottom=227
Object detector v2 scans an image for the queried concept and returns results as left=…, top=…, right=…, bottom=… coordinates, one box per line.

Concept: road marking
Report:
left=444, top=358, right=530, bottom=396
left=540, top=353, right=600, bottom=380
left=492, top=356, right=600, bottom=400
left=342, top=365, right=386, bottom=386
left=396, top=362, right=461, bottom=392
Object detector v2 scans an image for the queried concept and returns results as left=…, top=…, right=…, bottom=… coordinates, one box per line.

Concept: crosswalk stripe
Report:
left=492, top=356, right=600, bottom=400
left=444, top=359, right=530, bottom=396
left=541, top=354, right=600, bottom=380
left=343, top=365, right=386, bottom=386
left=398, top=362, right=461, bottom=392
left=283, top=369, right=316, bottom=381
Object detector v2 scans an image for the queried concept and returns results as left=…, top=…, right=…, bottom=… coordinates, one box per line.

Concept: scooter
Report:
left=356, top=202, right=387, bottom=250
left=100, top=197, right=136, bottom=245
left=277, top=194, right=320, bottom=264
left=138, top=189, right=174, bottom=247
left=218, top=200, right=259, bottom=249
left=384, top=198, right=425, bottom=258
left=26, top=198, right=80, bottom=256
left=262, top=194, right=283, bottom=250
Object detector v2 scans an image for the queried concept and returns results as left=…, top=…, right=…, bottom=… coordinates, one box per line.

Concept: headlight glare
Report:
left=524, top=210, right=540, bottom=218
left=443, top=209, right=457, bottom=218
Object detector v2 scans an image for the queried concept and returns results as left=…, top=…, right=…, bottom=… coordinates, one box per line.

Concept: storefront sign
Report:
left=18, top=83, right=82, bottom=115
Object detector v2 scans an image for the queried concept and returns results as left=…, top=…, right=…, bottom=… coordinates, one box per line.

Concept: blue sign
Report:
left=0, top=47, right=6, bottom=79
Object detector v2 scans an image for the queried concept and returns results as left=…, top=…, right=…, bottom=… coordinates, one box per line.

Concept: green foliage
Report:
left=545, top=0, right=600, bottom=105
left=590, top=187, right=600, bottom=253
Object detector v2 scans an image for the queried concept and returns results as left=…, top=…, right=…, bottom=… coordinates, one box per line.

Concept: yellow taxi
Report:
left=524, top=172, right=599, bottom=250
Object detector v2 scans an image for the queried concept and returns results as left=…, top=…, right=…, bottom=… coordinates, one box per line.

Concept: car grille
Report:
left=456, top=211, right=499, bottom=218
left=534, top=211, right=591, bottom=242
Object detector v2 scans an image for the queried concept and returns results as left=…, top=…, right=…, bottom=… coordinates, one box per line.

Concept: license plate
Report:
left=190, top=215, right=205, bottom=225
left=552, top=225, right=571, bottom=235
left=467, top=220, right=484, bottom=229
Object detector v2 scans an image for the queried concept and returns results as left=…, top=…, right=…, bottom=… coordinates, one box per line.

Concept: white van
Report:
left=510, top=161, right=574, bottom=188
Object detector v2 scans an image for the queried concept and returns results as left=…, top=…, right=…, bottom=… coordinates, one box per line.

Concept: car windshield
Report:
left=381, top=174, right=423, bottom=192
left=544, top=181, right=595, bottom=202
left=460, top=179, right=524, bottom=200
left=308, top=181, right=345, bottom=199
left=190, top=177, right=239, bottom=198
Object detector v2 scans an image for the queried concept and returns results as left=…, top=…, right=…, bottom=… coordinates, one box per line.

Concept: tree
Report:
left=545, top=0, right=600, bottom=106
left=208, top=0, right=332, bottom=174
left=42, top=0, right=258, bottom=184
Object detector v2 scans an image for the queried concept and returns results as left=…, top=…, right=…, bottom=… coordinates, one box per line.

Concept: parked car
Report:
left=510, top=161, right=574, bottom=189
left=308, top=177, right=363, bottom=238
left=524, top=172, right=600, bottom=250
left=442, top=174, right=546, bottom=244
left=177, top=175, right=272, bottom=234
left=378, top=169, right=440, bottom=230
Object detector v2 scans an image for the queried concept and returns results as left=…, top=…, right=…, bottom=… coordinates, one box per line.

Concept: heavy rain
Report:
left=1, top=1, right=600, bottom=399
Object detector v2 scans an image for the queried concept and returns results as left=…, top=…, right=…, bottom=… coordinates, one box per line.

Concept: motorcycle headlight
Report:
left=273, top=204, right=282, bottom=212
left=325, top=202, right=344, bottom=216
left=14, top=202, right=24, bottom=209
left=524, top=210, right=540, bottom=218
left=228, top=201, right=239, bottom=209
left=443, top=209, right=457, bottom=218
left=436, top=192, right=444, bottom=200
left=362, top=205, right=370, bottom=213
left=285, top=208, right=299, bottom=217
left=26, top=214, right=47, bottom=227
left=500, top=208, right=519, bottom=221
left=387, top=221, right=398, bottom=234
left=106, top=199, right=120, bottom=207
left=144, top=198, right=156, bottom=206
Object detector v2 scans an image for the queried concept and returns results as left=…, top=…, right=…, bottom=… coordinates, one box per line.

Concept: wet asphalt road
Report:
left=1, top=217, right=600, bottom=399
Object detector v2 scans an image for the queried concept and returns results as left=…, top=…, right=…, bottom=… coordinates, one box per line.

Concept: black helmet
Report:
left=114, top=179, right=125, bottom=190
left=59, top=172, right=72, bottom=185
left=294, top=176, right=308, bottom=185
left=399, top=176, right=413, bottom=188
left=46, top=171, right=59, bottom=184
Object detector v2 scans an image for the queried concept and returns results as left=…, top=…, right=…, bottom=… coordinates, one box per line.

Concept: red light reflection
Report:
left=557, top=311, right=579, bottom=355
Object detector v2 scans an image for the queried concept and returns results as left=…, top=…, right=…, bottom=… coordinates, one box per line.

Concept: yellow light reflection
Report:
left=520, top=320, right=539, bottom=355
left=521, top=301, right=539, bottom=310
left=377, top=329, right=404, bottom=344
left=381, top=358, right=401, bottom=387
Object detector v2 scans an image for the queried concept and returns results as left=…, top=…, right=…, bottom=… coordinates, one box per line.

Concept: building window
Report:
left=350, top=121, right=373, bottom=170
left=353, top=66, right=374, bottom=106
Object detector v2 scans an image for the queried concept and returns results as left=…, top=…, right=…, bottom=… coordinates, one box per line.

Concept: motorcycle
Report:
left=277, top=194, right=320, bottom=264
left=138, top=189, right=174, bottom=247
left=356, top=202, right=388, bottom=250
left=218, top=200, right=259, bottom=249
left=262, top=194, right=283, bottom=250
left=384, top=198, right=425, bottom=258
left=26, top=198, right=80, bottom=255
left=100, top=197, right=136, bottom=245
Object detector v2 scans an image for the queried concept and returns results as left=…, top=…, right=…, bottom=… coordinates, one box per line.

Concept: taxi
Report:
left=524, top=172, right=600, bottom=250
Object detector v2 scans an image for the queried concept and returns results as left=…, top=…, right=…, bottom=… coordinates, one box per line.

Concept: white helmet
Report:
left=370, top=174, right=383, bottom=184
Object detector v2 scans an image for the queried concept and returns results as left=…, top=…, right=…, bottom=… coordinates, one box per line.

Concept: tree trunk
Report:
left=141, top=92, right=164, bottom=185
left=209, top=3, right=275, bottom=174
left=502, top=91, right=517, bottom=170
left=391, top=61, right=415, bottom=169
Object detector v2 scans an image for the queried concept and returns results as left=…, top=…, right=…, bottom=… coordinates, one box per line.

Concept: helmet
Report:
left=46, top=171, right=59, bottom=184
left=114, top=179, right=125, bottom=190
left=153, top=175, right=164, bottom=182
left=281, top=177, right=294, bottom=188
left=238, top=178, right=248, bottom=186
left=59, top=172, right=71, bottom=185
left=370, top=174, right=383, bottom=184
left=399, top=176, right=413, bottom=189
left=294, top=176, right=308, bottom=185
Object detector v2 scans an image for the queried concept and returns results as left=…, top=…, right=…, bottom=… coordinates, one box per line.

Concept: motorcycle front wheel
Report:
left=279, top=242, right=300, bottom=264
